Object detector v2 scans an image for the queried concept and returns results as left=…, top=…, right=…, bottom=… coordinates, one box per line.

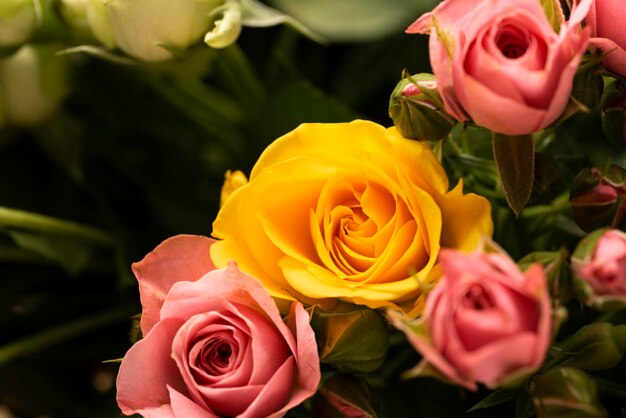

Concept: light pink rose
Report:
left=586, top=0, right=626, bottom=77
left=392, top=248, right=551, bottom=390
left=576, top=230, right=626, bottom=297
left=407, top=0, right=592, bottom=135
left=116, top=235, right=321, bottom=418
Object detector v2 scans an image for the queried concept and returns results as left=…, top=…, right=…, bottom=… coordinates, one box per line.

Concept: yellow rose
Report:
left=211, top=120, right=493, bottom=317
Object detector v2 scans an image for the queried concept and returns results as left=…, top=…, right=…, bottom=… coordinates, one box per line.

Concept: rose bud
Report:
left=388, top=73, right=455, bottom=141
left=570, top=165, right=626, bottom=233
left=311, top=303, right=389, bottom=374
left=585, top=0, right=626, bottom=78
left=533, top=368, right=605, bottom=418
left=107, top=0, right=229, bottom=61
left=61, top=0, right=243, bottom=61
left=390, top=246, right=551, bottom=390
left=601, top=79, right=626, bottom=149
left=57, top=0, right=116, bottom=48
left=571, top=229, right=626, bottom=308
left=311, top=374, right=378, bottom=418
left=0, top=44, right=70, bottom=127
left=0, top=0, right=38, bottom=50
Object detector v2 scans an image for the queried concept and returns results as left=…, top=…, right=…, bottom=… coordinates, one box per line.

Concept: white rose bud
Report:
left=104, top=0, right=227, bottom=62
left=0, top=44, right=70, bottom=127
left=0, top=0, right=38, bottom=48
left=58, top=0, right=115, bottom=48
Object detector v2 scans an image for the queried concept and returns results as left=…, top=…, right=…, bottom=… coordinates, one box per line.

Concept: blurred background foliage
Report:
left=1, top=0, right=624, bottom=417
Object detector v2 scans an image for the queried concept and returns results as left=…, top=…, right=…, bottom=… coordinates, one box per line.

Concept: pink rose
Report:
left=574, top=229, right=626, bottom=298
left=391, top=248, right=551, bottom=390
left=586, top=0, right=626, bottom=77
left=407, top=0, right=592, bottom=135
left=116, top=235, right=321, bottom=418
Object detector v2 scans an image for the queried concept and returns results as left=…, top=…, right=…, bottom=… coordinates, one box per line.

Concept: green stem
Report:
left=215, top=43, right=264, bottom=110
left=174, top=78, right=244, bottom=124
left=520, top=192, right=571, bottom=219
left=0, top=305, right=136, bottom=366
left=0, top=206, right=113, bottom=246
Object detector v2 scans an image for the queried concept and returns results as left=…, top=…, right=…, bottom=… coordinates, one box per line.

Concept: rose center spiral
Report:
left=461, top=284, right=494, bottom=311
left=203, top=339, right=233, bottom=369
left=496, top=25, right=529, bottom=59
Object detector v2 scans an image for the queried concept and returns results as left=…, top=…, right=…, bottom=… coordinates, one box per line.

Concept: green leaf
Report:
left=267, top=0, right=437, bottom=42
left=0, top=241, right=47, bottom=263
left=56, top=45, right=137, bottom=65
left=492, top=133, right=535, bottom=215
left=7, top=230, right=92, bottom=275
left=467, top=388, right=516, bottom=412
left=241, top=0, right=326, bottom=44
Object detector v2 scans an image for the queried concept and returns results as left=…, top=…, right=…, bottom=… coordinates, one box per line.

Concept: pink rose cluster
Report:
left=407, top=0, right=593, bottom=135
left=392, top=248, right=551, bottom=390
left=115, top=235, right=320, bottom=418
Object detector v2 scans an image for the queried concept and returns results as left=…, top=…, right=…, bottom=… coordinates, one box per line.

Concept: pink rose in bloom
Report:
left=407, top=0, right=592, bottom=135
left=586, top=0, right=626, bottom=77
left=575, top=230, right=626, bottom=298
left=116, top=235, right=321, bottom=418
left=392, top=248, right=551, bottom=390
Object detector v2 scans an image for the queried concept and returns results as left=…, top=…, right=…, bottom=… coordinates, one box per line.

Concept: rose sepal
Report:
left=311, top=373, right=379, bottom=418
left=532, top=367, right=606, bottom=418
left=310, top=302, right=389, bottom=375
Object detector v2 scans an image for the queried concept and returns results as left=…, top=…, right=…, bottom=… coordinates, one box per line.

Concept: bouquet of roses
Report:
left=0, top=0, right=625, bottom=416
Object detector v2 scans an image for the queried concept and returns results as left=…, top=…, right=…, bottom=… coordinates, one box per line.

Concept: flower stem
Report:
left=0, top=206, right=113, bottom=246
left=214, top=43, right=265, bottom=111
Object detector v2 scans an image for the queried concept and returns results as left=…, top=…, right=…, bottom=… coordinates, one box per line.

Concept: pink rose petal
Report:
left=168, top=386, right=217, bottom=418
left=132, top=235, right=216, bottom=335
left=116, top=318, right=187, bottom=416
